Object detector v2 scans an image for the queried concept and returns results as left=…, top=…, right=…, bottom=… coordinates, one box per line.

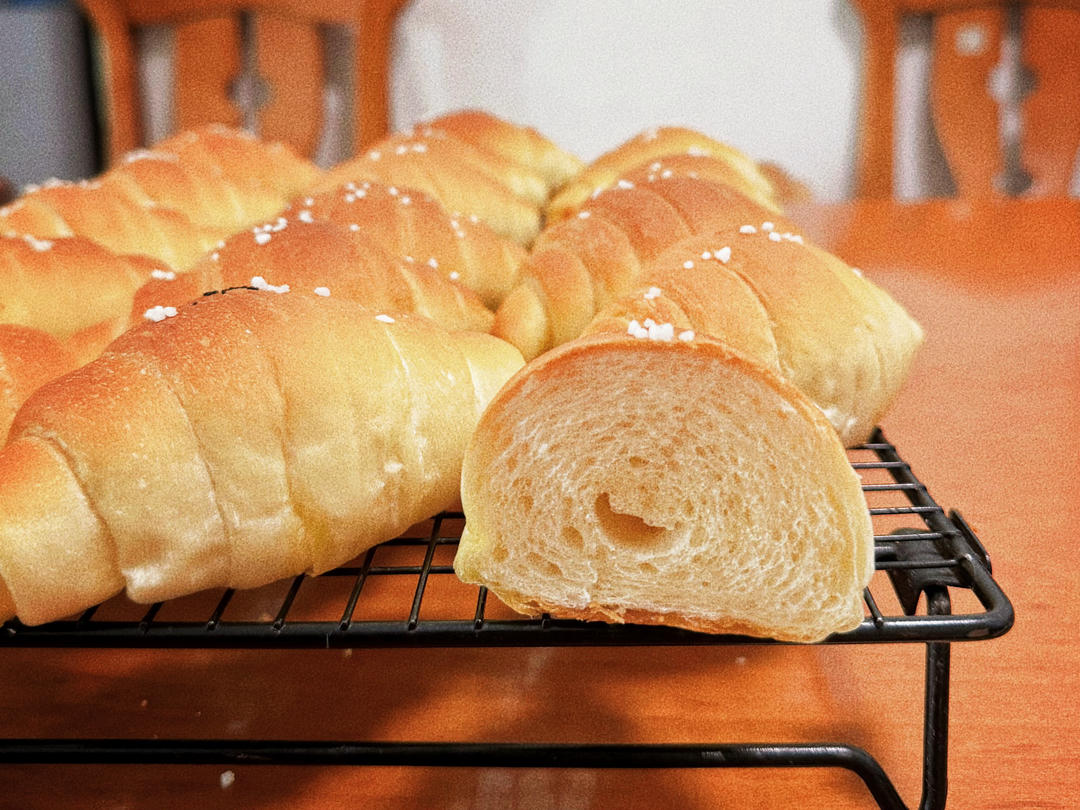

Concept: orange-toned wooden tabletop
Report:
left=2, top=198, right=1078, bottom=809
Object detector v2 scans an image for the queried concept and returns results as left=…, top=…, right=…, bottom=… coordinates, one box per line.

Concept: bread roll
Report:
left=588, top=231, right=924, bottom=446
left=423, top=110, right=584, bottom=191
left=286, top=182, right=525, bottom=308
left=0, top=179, right=221, bottom=269
left=0, top=324, right=78, bottom=439
left=104, top=124, right=321, bottom=231
left=455, top=332, right=874, bottom=643
left=131, top=215, right=494, bottom=334
left=0, top=234, right=159, bottom=351
left=545, top=126, right=778, bottom=221
left=0, top=288, right=523, bottom=625
left=493, top=174, right=798, bottom=360
left=313, top=134, right=543, bottom=245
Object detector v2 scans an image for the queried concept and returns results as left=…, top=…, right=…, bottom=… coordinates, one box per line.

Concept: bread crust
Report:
left=546, top=126, right=778, bottom=221
left=130, top=216, right=494, bottom=334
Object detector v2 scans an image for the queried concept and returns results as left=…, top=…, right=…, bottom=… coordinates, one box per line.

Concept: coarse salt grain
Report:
left=660, top=169, right=673, bottom=179
left=220, top=771, right=235, bottom=790
left=449, top=271, right=460, bottom=280
left=297, top=209, right=314, bottom=223
left=761, top=221, right=775, bottom=231
left=648, top=321, right=675, bottom=341
left=22, top=235, right=53, bottom=251
left=682, top=260, right=694, bottom=269
left=578, top=211, right=591, bottom=219
left=701, top=251, right=712, bottom=260
left=739, top=225, right=757, bottom=234
left=254, top=232, right=271, bottom=246
left=717, top=246, right=732, bottom=263
left=644, top=286, right=662, bottom=300
left=427, top=257, right=439, bottom=268
left=626, top=319, right=649, bottom=339
left=314, top=287, right=330, bottom=297
left=678, top=330, right=695, bottom=342
left=143, top=305, right=177, bottom=322
left=250, top=276, right=289, bottom=294
left=768, top=231, right=782, bottom=242
left=375, top=314, right=395, bottom=323
left=151, top=269, right=176, bottom=281
left=617, top=179, right=634, bottom=190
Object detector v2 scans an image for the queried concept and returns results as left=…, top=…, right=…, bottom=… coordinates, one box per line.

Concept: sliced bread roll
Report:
left=455, top=332, right=874, bottom=643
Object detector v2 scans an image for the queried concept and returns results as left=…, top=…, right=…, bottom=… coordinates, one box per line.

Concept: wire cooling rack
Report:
left=0, top=428, right=1013, bottom=810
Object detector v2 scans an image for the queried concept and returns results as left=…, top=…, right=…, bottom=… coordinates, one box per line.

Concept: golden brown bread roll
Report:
left=0, top=324, right=78, bottom=439
left=132, top=215, right=494, bottom=334
left=493, top=174, right=799, bottom=360
left=103, top=124, right=322, bottom=232
left=0, top=288, right=524, bottom=626
left=312, top=132, right=543, bottom=245
left=454, top=331, right=874, bottom=643
left=422, top=109, right=584, bottom=191
left=285, top=182, right=525, bottom=308
left=0, top=126, right=320, bottom=269
left=0, top=179, right=221, bottom=269
left=0, top=233, right=159, bottom=357
left=587, top=231, right=924, bottom=446
left=545, top=126, right=779, bottom=222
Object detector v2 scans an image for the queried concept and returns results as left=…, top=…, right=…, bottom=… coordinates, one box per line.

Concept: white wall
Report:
left=391, top=0, right=865, bottom=202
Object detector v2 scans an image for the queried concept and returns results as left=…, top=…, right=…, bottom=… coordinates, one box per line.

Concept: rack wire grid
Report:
left=1, top=427, right=1013, bottom=810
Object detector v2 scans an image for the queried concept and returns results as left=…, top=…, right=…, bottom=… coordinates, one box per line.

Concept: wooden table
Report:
left=2, top=198, right=1077, bottom=808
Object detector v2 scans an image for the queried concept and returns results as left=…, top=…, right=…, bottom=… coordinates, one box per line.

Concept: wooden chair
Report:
left=851, top=0, right=1080, bottom=198
left=77, top=0, right=412, bottom=164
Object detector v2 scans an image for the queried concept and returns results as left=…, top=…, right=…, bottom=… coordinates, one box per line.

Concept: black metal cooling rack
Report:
left=0, top=428, right=1013, bottom=810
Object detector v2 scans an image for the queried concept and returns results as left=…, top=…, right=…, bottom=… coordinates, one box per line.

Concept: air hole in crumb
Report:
left=594, top=492, right=668, bottom=549
left=560, top=525, right=585, bottom=551
left=628, top=456, right=647, bottom=469
left=525, top=553, right=561, bottom=579
left=638, top=561, right=659, bottom=576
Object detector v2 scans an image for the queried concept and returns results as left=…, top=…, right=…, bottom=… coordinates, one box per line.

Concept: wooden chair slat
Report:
left=930, top=6, right=1005, bottom=197
left=1019, top=5, right=1080, bottom=196
left=253, top=12, right=324, bottom=154
left=173, top=14, right=244, bottom=134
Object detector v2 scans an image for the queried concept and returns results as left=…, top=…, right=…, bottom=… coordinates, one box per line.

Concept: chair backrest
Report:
left=77, top=0, right=411, bottom=165
left=851, top=0, right=1080, bottom=198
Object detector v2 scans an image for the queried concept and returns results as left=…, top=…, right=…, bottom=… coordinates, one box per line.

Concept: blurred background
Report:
left=1, top=0, right=1078, bottom=201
